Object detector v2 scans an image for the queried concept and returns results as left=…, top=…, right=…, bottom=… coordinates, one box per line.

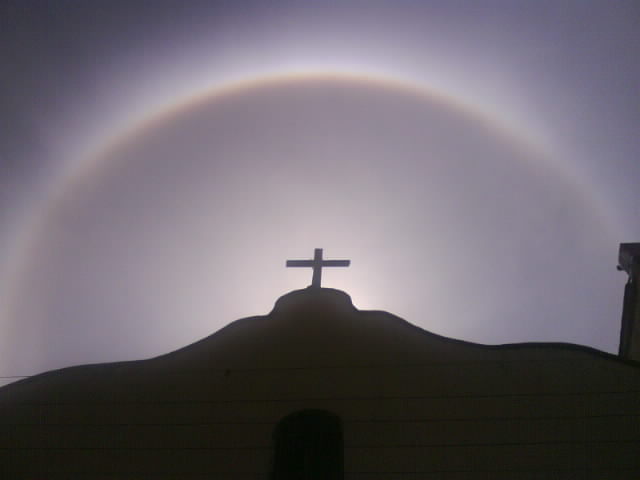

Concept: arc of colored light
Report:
left=0, top=70, right=619, bottom=338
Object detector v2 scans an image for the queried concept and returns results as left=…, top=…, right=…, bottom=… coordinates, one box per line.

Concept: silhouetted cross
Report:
left=286, top=248, right=350, bottom=288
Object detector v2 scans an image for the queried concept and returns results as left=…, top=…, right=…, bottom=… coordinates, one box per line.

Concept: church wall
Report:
left=2, top=289, right=640, bottom=478
left=3, top=356, right=639, bottom=478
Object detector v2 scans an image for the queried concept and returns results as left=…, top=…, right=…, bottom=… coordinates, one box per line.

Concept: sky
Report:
left=1, top=1, right=639, bottom=384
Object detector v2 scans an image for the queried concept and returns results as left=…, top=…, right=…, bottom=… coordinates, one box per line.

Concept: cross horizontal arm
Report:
left=321, top=260, right=350, bottom=267
left=286, top=260, right=314, bottom=267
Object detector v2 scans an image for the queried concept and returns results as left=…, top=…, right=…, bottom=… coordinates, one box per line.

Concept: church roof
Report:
left=2, top=287, right=638, bottom=402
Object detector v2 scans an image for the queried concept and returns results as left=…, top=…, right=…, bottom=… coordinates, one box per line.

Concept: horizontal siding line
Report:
left=3, top=439, right=639, bottom=450
left=2, top=412, right=637, bottom=426
left=2, top=389, right=639, bottom=406
left=345, top=467, right=640, bottom=474
left=4, top=467, right=640, bottom=475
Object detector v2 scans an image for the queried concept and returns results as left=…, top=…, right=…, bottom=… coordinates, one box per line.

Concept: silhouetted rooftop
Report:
left=271, top=287, right=356, bottom=316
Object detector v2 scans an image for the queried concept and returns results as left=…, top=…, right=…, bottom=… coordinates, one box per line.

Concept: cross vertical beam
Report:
left=286, top=248, right=351, bottom=288
left=310, top=248, right=323, bottom=288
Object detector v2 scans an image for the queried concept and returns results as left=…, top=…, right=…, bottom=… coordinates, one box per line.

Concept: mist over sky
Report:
left=1, top=1, right=639, bottom=384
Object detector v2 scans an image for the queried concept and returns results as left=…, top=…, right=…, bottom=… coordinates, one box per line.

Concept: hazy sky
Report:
left=1, top=1, right=639, bottom=384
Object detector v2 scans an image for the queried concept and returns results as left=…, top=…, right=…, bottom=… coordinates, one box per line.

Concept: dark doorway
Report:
left=271, top=409, right=344, bottom=480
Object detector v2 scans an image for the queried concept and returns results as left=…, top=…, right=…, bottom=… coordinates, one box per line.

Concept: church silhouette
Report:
left=1, top=247, right=639, bottom=478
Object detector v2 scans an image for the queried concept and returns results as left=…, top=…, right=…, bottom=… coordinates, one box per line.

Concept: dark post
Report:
left=618, top=243, right=640, bottom=361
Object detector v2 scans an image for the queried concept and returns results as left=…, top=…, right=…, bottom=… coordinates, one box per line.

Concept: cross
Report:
left=286, top=248, right=350, bottom=288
